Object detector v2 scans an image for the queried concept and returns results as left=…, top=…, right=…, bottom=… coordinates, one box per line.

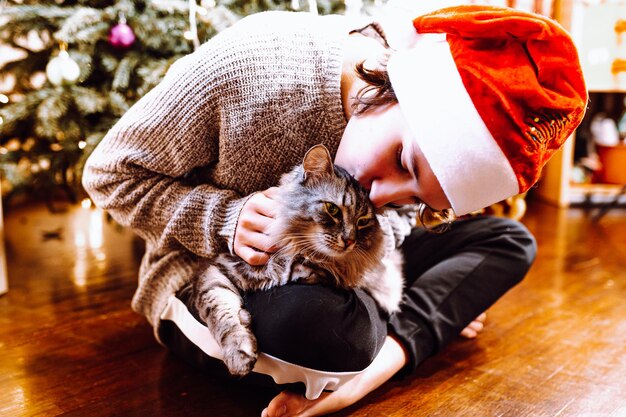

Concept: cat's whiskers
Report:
left=352, top=246, right=380, bottom=268
left=270, top=236, right=321, bottom=259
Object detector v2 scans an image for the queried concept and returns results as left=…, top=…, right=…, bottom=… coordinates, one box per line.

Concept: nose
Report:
left=369, top=179, right=415, bottom=208
left=342, top=237, right=355, bottom=248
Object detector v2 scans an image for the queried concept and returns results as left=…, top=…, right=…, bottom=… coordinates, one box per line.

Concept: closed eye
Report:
left=396, top=145, right=407, bottom=172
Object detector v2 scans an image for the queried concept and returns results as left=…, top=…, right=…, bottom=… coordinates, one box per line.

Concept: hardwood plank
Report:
left=2, top=200, right=626, bottom=416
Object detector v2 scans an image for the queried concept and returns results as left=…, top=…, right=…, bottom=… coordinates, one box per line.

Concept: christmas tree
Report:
left=0, top=0, right=358, bottom=209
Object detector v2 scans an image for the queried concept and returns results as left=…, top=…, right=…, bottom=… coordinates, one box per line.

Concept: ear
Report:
left=302, top=144, right=334, bottom=179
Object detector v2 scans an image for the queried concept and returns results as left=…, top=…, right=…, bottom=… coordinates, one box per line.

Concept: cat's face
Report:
left=275, top=145, right=383, bottom=262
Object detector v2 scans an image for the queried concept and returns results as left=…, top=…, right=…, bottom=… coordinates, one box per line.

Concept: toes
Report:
left=460, top=327, right=478, bottom=338
left=223, top=331, right=258, bottom=376
left=471, top=320, right=484, bottom=332
left=224, top=346, right=257, bottom=376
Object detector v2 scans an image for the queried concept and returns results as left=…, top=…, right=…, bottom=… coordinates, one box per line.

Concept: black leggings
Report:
left=159, top=215, right=536, bottom=381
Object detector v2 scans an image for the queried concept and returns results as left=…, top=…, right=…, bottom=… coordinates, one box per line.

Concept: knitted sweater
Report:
left=82, top=11, right=415, bottom=337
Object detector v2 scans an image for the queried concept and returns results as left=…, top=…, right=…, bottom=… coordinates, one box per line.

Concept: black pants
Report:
left=159, top=215, right=536, bottom=384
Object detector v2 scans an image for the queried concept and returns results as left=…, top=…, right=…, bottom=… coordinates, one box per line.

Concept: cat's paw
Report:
left=222, top=325, right=258, bottom=377
left=291, top=262, right=332, bottom=284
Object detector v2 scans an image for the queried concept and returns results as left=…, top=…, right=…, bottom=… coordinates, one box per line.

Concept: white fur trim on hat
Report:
left=387, top=35, right=519, bottom=215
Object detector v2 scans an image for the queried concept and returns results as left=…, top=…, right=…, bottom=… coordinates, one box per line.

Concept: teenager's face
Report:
left=334, top=104, right=451, bottom=210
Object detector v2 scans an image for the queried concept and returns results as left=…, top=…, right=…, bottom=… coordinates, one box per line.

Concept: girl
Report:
left=82, top=5, right=587, bottom=416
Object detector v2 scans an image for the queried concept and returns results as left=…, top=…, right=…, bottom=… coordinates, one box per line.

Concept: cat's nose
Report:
left=342, top=237, right=355, bottom=248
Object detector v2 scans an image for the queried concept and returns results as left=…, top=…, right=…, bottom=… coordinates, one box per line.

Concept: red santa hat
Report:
left=387, top=5, right=588, bottom=215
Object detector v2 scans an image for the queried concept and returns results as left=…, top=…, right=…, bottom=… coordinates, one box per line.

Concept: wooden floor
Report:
left=2, top=198, right=626, bottom=417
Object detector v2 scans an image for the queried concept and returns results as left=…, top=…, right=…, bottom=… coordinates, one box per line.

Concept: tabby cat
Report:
left=189, top=144, right=404, bottom=376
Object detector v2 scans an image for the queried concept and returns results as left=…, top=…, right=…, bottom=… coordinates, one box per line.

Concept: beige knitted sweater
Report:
left=82, top=11, right=415, bottom=338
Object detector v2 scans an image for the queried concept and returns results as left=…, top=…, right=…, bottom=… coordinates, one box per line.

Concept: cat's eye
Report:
left=324, top=202, right=341, bottom=218
left=357, top=217, right=372, bottom=228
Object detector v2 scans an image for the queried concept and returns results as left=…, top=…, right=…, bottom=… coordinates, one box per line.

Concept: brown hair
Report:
left=351, top=57, right=398, bottom=116
left=349, top=22, right=397, bottom=116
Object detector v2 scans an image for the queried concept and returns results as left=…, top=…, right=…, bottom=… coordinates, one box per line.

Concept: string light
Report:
left=78, top=140, right=87, bottom=149
left=0, top=94, right=8, bottom=104
left=188, top=0, right=200, bottom=50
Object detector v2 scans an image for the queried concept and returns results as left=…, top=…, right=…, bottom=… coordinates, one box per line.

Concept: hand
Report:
left=234, top=187, right=280, bottom=265
left=261, top=335, right=407, bottom=417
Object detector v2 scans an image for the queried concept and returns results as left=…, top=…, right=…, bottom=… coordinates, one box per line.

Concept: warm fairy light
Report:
left=183, top=30, right=194, bottom=40
left=72, top=204, right=105, bottom=288
left=196, top=6, right=208, bottom=15
left=38, top=158, right=51, bottom=170
left=0, top=94, right=8, bottom=104
left=88, top=209, right=104, bottom=249
left=0, top=147, right=7, bottom=155
left=78, top=140, right=87, bottom=149
left=73, top=253, right=88, bottom=287
left=0, top=115, right=3, bottom=125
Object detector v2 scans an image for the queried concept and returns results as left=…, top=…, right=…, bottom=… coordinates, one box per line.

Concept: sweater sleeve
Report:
left=82, top=36, right=248, bottom=257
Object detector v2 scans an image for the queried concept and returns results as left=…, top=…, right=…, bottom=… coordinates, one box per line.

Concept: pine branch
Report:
left=135, top=57, right=172, bottom=96
left=71, top=86, right=108, bottom=115
left=71, top=21, right=110, bottom=44
left=35, top=92, right=70, bottom=140
left=108, top=90, right=130, bottom=116
left=99, top=50, right=120, bottom=73
left=202, top=5, right=240, bottom=33
left=2, top=5, right=82, bottom=28
left=0, top=90, right=50, bottom=138
left=112, top=52, right=140, bottom=91
left=53, top=7, right=112, bottom=46
left=150, top=0, right=190, bottom=13
left=69, top=50, right=95, bottom=83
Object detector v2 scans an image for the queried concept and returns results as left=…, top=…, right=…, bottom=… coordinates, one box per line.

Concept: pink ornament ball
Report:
left=108, top=22, right=136, bottom=49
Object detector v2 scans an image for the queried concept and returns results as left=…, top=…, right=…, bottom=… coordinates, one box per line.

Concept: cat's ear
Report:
left=303, top=144, right=334, bottom=180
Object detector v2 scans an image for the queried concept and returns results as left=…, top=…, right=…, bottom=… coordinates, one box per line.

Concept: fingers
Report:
left=236, top=213, right=276, bottom=251
left=252, top=188, right=279, bottom=217
left=262, top=186, right=280, bottom=200
left=236, top=246, right=271, bottom=266
left=234, top=188, right=280, bottom=265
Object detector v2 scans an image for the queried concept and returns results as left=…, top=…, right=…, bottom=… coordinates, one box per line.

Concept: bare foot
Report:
left=260, top=335, right=407, bottom=417
left=460, top=312, right=487, bottom=339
